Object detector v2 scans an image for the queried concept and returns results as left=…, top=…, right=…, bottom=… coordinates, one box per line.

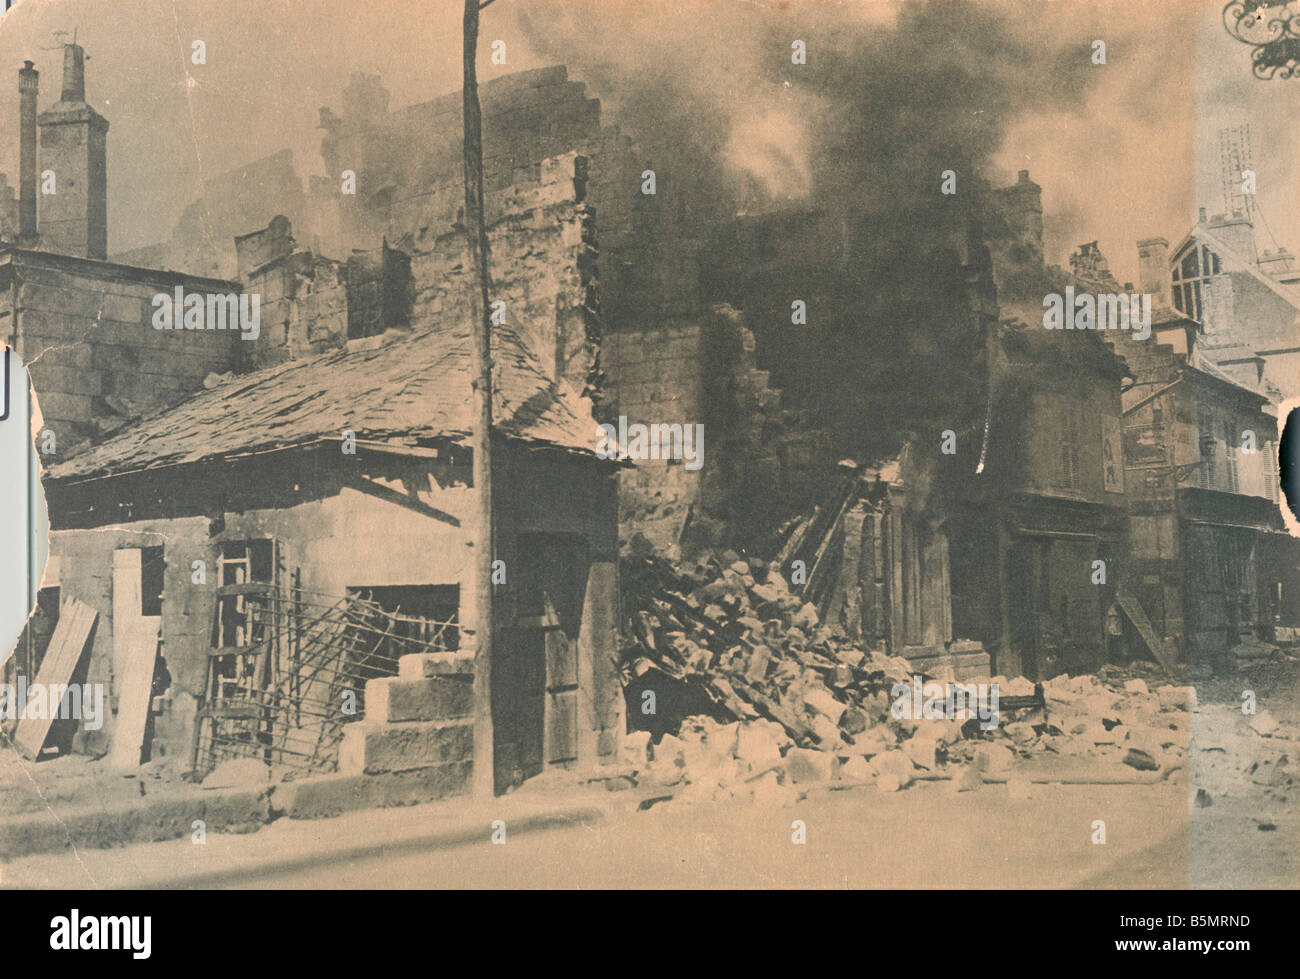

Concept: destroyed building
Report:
left=7, top=34, right=1297, bottom=814
left=7, top=50, right=624, bottom=797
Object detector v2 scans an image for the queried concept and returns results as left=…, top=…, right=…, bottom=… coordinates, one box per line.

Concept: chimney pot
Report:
left=1198, top=207, right=1207, bottom=222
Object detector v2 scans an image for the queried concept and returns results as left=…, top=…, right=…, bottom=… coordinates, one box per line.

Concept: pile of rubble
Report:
left=619, top=552, right=1206, bottom=801
left=1190, top=706, right=1297, bottom=804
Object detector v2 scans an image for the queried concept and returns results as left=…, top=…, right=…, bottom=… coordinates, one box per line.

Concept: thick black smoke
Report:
left=514, top=0, right=1102, bottom=463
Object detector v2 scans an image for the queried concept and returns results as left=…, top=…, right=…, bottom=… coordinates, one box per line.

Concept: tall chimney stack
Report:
left=18, top=60, right=39, bottom=246
left=37, top=43, right=108, bottom=259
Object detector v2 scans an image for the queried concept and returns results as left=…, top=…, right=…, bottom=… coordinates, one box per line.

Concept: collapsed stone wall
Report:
left=234, top=152, right=597, bottom=391
left=320, top=65, right=703, bottom=338
left=603, top=304, right=833, bottom=557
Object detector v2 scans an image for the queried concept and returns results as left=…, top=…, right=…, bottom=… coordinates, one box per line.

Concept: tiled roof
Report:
left=47, top=325, right=601, bottom=481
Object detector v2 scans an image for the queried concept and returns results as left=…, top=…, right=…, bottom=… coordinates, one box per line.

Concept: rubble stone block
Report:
left=651, top=733, right=687, bottom=783
left=1123, top=679, right=1149, bottom=695
left=848, top=727, right=894, bottom=758
left=338, top=720, right=474, bottom=775
left=870, top=750, right=915, bottom=787
left=752, top=770, right=797, bottom=807
left=838, top=755, right=871, bottom=782
left=1249, top=710, right=1278, bottom=737
left=785, top=747, right=835, bottom=783
left=1123, top=748, right=1160, bottom=771
left=809, top=714, right=843, bottom=747
left=975, top=742, right=1014, bottom=774
left=839, top=707, right=869, bottom=736
left=1004, top=721, right=1037, bottom=745
left=952, top=764, right=983, bottom=792
left=620, top=730, right=651, bottom=769
left=903, top=736, right=937, bottom=771
left=792, top=602, right=819, bottom=631
left=1157, top=685, right=1198, bottom=710
left=735, top=721, right=784, bottom=772
left=802, top=686, right=846, bottom=724
left=875, top=771, right=904, bottom=792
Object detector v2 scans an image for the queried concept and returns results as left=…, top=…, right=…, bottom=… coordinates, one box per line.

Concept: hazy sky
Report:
left=0, top=0, right=1296, bottom=285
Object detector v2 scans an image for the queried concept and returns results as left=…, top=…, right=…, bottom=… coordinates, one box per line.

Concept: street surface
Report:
left=4, top=776, right=1293, bottom=889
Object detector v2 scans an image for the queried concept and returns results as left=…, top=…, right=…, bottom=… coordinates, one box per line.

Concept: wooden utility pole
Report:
left=462, top=0, right=495, bottom=797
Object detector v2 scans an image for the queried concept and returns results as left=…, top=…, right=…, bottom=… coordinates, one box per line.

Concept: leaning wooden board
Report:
left=107, top=619, right=161, bottom=769
left=13, top=598, right=98, bottom=759
left=1115, top=587, right=1180, bottom=681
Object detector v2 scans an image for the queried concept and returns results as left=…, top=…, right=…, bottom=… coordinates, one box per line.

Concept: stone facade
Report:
left=0, top=250, right=242, bottom=452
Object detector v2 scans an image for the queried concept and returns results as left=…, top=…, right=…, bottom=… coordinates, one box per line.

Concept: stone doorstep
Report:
left=273, top=761, right=473, bottom=820
left=398, top=650, right=475, bottom=680
left=366, top=675, right=474, bottom=724
left=339, top=720, right=475, bottom=776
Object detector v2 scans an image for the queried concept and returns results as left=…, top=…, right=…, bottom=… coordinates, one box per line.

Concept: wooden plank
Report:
left=543, top=626, right=577, bottom=687
left=209, top=642, right=273, bottom=658
left=1115, top=587, right=1179, bottom=680
left=545, top=689, right=579, bottom=764
left=13, top=599, right=98, bottom=759
left=216, top=581, right=274, bottom=598
left=869, top=512, right=884, bottom=641
left=888, top=510, right=904, bottom=652
left=107, top=619, right=160, bottom=770
left=540, top=591, right=579, bottom=765
left=838, top=505, right=867, bottom=640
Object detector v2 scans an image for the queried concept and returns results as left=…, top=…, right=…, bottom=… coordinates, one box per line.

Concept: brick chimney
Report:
left=1137, top=236, right=1169, bottom=306
left=992, top=169, right=1044, bottom=260
left=37, top=43, right=108, bottom=258
left=18, top=60, right=38, bottom=246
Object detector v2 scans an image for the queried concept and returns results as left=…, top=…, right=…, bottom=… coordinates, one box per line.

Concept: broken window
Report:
left=346, top=585, right=459, bottom=661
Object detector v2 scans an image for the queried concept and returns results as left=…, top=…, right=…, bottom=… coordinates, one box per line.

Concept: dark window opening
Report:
left=141, top=546, right=165, bottom=617
left=346, top=243, right=412, bottom=339
left=346, top=584, right=460, bottom=653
